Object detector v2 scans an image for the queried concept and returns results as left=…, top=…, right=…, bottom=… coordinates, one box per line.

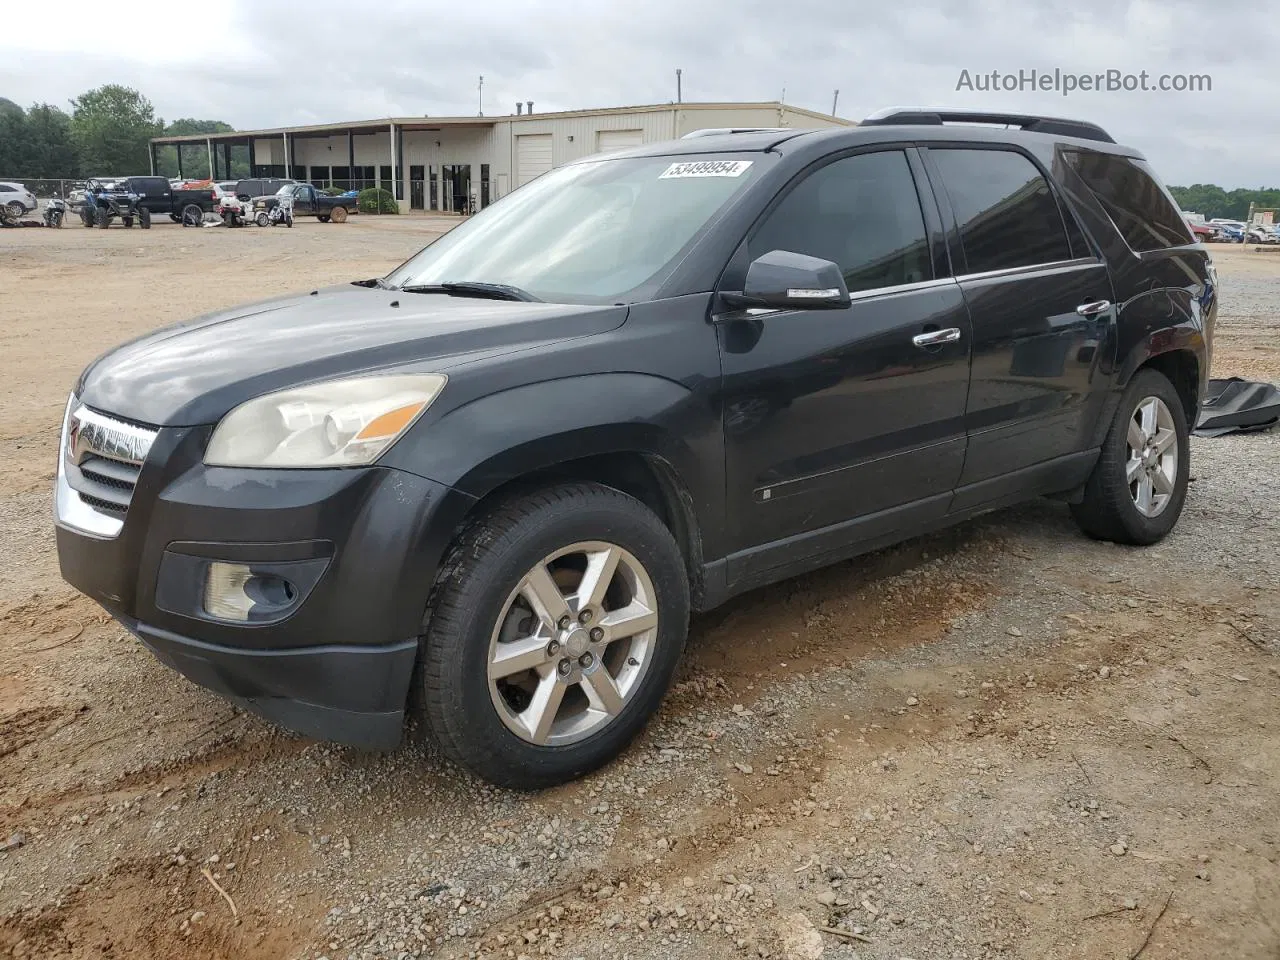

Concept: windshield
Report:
left=385, top=154, right=762, bottom=303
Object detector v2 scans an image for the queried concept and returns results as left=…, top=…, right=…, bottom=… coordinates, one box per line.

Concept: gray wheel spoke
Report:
left=520, top=564, right=571, bottom=630
left=1136, top=474, right=1155, bottom=513
left=575, top=545, right=620, bottom=612
left=488, top=633, right=552, bottom=680
left=1152, top=428, right=1176, bottom=455
left=581, top=666, right=625, bottom=716
left=1152, top=467, right=1175, bottom=496
left=1126, top=456, right=1144, bottom=484
left=599, top=601, right=658, bottom=644
left=1127, top=418, right=1146, bottom=453
left=520, top=669, right=567, bottom=744
left=1139, top=399, right=1158, bottom=440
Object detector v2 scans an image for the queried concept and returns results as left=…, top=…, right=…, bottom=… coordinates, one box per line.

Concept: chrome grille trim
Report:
left=54, top=395, right=158, bottom=539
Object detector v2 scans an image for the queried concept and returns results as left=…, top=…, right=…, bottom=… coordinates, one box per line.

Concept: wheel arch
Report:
left=385, top=374, right=722, bottom=608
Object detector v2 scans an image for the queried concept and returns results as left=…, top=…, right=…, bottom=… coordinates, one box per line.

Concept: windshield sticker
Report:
left=659, top=160, right=753, bottom=179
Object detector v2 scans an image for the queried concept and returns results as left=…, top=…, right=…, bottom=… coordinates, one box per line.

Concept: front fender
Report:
left=381, top=372, right=723, bottom=543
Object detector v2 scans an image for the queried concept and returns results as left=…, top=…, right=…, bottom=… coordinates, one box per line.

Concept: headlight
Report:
left=204, top=373, right=447, bottom=468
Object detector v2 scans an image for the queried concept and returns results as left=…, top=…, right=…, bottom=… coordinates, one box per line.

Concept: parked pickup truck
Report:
left=252, top=183, right=353, bottom=223
left=116, top=176, right=222, bottom=225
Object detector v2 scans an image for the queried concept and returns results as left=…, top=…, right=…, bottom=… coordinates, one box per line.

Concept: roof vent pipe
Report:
left=527, top=101, right=534, bottom=114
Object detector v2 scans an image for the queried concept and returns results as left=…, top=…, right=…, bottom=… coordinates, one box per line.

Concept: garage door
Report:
left=516, top=134, right=553, bottom=186
left=595, top=129, right=645, bottom=154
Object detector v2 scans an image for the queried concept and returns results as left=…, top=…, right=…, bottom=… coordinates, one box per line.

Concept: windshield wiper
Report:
left=398, top=281, right=542, bottom=302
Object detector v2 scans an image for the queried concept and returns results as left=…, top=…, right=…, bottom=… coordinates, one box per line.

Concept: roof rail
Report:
left=859, top=107, right=1115, bottom=144
left=680, top=127, right=792, bottom=139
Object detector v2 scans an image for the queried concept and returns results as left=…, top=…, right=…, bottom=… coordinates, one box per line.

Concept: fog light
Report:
left=204, top=562, right=255, bottom=621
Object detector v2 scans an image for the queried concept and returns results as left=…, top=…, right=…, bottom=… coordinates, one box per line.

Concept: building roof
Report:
left=150, top=101, right=851, bottom=144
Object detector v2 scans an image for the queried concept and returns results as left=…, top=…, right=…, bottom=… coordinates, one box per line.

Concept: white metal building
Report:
left=151, top=102, right=852, bottom=213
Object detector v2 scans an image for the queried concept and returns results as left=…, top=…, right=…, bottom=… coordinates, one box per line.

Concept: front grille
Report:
left=56, top=399, right=158, bottom=537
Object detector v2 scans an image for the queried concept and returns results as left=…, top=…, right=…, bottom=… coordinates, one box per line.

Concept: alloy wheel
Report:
left=487, top=541, right=659, bottom=746
left=1126, top=396, right=1178, bottom=518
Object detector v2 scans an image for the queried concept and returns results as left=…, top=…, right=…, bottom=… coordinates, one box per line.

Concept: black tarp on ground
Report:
left=1194, top=378, right=1280, bottom=437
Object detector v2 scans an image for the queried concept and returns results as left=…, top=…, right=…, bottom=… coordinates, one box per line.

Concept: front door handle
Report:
left=1076, top=300, right=1112, bottom=316
left=912, top=327, right=962, bottom=348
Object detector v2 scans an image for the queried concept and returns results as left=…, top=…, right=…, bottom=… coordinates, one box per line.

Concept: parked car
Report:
left=1246, top=225, right=1278, bottom=244
left=0, top=181, right=39, bottom=217
left=109, top=176, right=221, bottom=225
left=1217, top=224, right=1245, bottom=243
left=252, top=182, right=352, bottom=222
left=54, top=109, right=1214, bottom=789
left=233, top=177, right=295, bottom=200
left=1186, top=220, right=1215, bottom=241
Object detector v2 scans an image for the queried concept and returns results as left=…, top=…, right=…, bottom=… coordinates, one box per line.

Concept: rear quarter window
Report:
left=1062, top=151, right=1193, bottom=251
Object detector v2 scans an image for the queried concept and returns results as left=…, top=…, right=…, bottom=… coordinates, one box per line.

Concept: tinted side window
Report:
left=1063, top=151, right=1193, bottom=251
left=750, top=150, right=932, bottom=294
left=931, top=149, right=1072, bottom=273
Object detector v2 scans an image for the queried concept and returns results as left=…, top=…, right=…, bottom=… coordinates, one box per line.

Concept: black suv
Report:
left=55, top=109, right=1215, bottom=789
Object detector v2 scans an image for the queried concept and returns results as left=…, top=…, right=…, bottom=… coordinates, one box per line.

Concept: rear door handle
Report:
left=912, top=327, right=962, bottom=348
left=1076, top=300, right=1112, bottom=316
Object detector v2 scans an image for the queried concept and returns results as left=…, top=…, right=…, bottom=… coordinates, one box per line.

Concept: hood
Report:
left=77, top=284, right=627, bottom=426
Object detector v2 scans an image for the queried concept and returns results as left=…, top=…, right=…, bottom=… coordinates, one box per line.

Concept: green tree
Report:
left=23, top=104, right=79, bottom=179
left=70, top=84, right=163, bottom=174
left=1168, top=184, right=1280, bottom=221
left=0, top=97, right=26, bottom=174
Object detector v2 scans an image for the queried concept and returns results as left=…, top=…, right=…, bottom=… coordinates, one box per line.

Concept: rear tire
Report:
left=317, top=215, right=330, bottom=223
left=1071, top=368, right=1190, bottom=545
left=256, top=211, right=269, bottom=227
left=330, top=206, right=348, bottom=223
left=181, top=203, right=203, bottom=227
left=6, top=201, right=23, bottom=218
left=122, top=217, right=134, bottom=228
left=415, top=483, right=690, bottom=790
left=81, top=208, right=95, bottom=227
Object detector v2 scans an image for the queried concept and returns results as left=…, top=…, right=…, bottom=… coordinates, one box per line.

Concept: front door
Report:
left=922, top=146, right=1115, bottom=505
left=291, top=184, right=314, bottom=215
left=410, top=165, right=424, bottom=209
left=719, top=148, right=971, bottom=570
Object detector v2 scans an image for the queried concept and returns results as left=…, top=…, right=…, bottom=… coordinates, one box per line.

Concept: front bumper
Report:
left=55, top=413, right=475, bottom=749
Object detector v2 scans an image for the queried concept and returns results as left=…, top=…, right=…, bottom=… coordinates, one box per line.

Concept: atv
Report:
left=79, top=178, right=152, bottom=229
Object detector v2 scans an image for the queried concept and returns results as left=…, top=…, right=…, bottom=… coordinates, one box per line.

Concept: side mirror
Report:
left=723, top=250, right=851, bottom=311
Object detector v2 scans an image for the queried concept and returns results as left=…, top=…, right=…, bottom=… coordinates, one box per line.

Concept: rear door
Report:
left=719, top=147, right=972, bottom=567
left=922, top=146, right=1115, bottom=508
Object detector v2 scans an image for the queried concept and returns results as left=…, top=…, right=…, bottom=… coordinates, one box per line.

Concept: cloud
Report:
left=1, top=0, right=1274, bottom=186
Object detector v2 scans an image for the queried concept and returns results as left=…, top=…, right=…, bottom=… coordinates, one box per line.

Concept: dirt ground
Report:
left=1, top=221, right=1277, bottom=960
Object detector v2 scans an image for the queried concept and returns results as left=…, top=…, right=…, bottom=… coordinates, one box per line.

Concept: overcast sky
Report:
left=4, top=0, right=1272, bottom=187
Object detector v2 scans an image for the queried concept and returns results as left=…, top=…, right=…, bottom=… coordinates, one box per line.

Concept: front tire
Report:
left=95, top=208, right=109, bottom=228
left=1071, top=368, right=1190, bottom=545
left=415, top=483, right=690, bottom=789
left=138, top=208, right=151, bottom=229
